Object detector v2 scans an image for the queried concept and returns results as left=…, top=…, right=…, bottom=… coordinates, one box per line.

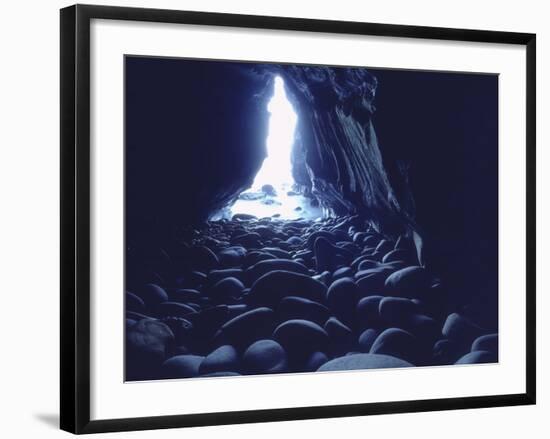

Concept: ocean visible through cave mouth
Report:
left=230, top=76, right=322, bottom=220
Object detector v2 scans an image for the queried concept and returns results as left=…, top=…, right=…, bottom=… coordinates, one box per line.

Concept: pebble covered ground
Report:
left=126, top=214, right=498, bottom=381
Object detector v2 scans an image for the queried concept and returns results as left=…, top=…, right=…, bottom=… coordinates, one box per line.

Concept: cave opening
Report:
left=229, top=76, right=322, bottom=220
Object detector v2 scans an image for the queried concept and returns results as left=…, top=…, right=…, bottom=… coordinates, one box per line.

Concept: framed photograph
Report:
left=60, top=4, right=536, bottom=434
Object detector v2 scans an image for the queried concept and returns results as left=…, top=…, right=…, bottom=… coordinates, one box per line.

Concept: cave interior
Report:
left=125, top=56, right=499, bottom=379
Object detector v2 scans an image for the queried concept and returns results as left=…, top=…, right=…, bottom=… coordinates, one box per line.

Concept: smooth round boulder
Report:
left=126, top=291, right=145, bottom=313
left=242, top=339, right=288, bottom=374
left=261, top=247, right=292, bottom=259
left=324, top=317, right=354, bottom=355
left=404, top=313, right=439, bottom=342
left=357, top=259, right=380, bottom=272
left=326, top=278, right=359, bottom=325
left=378, top=297, right=418, bottom=326
left=442, top=313, right=485, bottom=344
left=232, top=232, right=262, bottom=248
left=215, top=307, right=276, bottom=349
left=126, top=319, right=175, bottom=380
left=135, top=283, right=169, bottom=307
left=333, top=266, right=353, bottom=280
left=355, top=295, right=384, bottom=330
left=248, top=270, right=327, bottom=307
left=432, top=338, right=467, bottom=365
left=306, top=231, right=337, bottom=249
left=370, top=328, right=423, bottom=365
left=318, top=353, right=413, bottom=371
left=208, top=269, right=245, bottom=285
left=246, top=258, right=309, bottom=282
left=189, top=246, right=219, bottom=271
left=199, top=345, right=239, bottom=375
left=384, top=266, right=432, bottom=299
left=455, top=350, right=497, bottom=365
left=358, top=328, right=380, bottom=353
left=162, top=354, right=204, bottom=379
left=356, top=271, right=389, bottom=298
left=277, top=296, right=330, bottom=326
left=273, top=319, right=329, bottom=354
left=209, top=277, right=244, bottom=301
left=471, top=333, right=498, bottom=354
left=217, top=247, right=247, bottom=268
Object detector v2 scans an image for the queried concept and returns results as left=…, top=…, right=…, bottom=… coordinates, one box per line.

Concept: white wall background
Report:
left=0, top=0, right=546, bottom=437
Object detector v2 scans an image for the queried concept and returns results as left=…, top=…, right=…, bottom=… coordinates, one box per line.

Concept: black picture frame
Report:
left=60, top=4, right=536, bottom=434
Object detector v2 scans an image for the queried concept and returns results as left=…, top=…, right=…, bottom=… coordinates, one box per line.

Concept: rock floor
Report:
left=126, top=215, right=498, bottom=381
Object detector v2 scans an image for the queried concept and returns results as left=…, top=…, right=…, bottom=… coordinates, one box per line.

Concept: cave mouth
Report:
left=229, top=76, right=322, bottom=220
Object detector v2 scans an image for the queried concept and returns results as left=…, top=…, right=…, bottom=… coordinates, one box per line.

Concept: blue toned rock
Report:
left=232, top=232, right=262, bottom=248
left=243, top=251, right=277, bottom=268
left=199, top=345, right=240, bottom=375
left=471, top=333, right=498, bottom=354
left=324, top=317, right=354, bottom=355
left=432, top=338, right=467, bottom=365
left=277, top=296, right=330, bottom=326
left=384, top=266, right=433, bottom=299
left=303, top=351, right=329, bottom=371
left=455, top=350, right=497, bottom=365
left=273, top=319, right=329, bottom=354
left=306, top=230, right=338, bottom=249
left=126, top=291, right=145, bottom=313
left=126, top=319, right=175, bottom=380
left=315, top=236, right=353, bottom=272
left=190, top=246, right=219, bottom=271
left=135, top=283, right=169, bottom=307
left=216, top=307, right=276, bottom=349
left=162, top=354, right=204, bottom=379
left=358, top=328, right=379, bottom=353
left=442, top=313, right=485, bottom=344
left=312, top=270, right=332, bottom=286
left=260, top=247, right=292, bottom=259
left=242, top=339, right=288, bottom=374
left=378, top=297, right=419, bottom=326
left=355, top=295, right=384, bottom=330
left=333, top=266, right=353, bottom=281
left=357, top=259, right=380, bottom=272
left=356, top=272, right=390, bottom=298
left=208, top=269, right=245, bottom=286
left=404, top=313, right=439, bottom=342
left=370, top=328, right=423, bottom=365
left=217, top=246, right=247, bottom=268
left=209, top=277, right=244, bottom=301
left=326, top=278, right=359, bottom=325
left=246, top=258, right=309, bottom=282
left=318, top=353, right=413, bottom=371
left=248, top=270, right=327, bottom=307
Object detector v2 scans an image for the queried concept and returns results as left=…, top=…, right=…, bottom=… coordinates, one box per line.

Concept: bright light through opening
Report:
left=230, top=76, right=322, bottom=220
